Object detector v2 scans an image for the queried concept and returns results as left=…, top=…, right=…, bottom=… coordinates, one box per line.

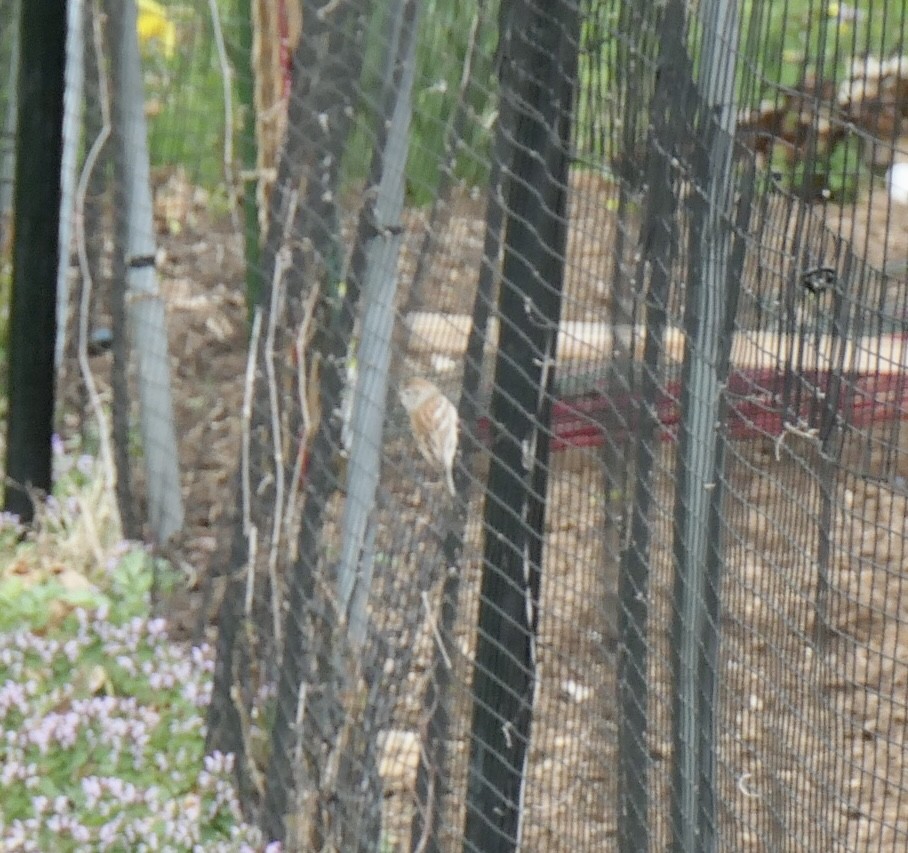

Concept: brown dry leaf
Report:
left=47, top=598, right=74, bottom=628
left=51, top=564, right=97, bottom=594
left=6, top=557, right=38, bottom=579
left=87, top=664, right=113, bottom=696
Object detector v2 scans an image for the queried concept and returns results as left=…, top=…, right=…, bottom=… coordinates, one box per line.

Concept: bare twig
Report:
left=245, top=525, right=258, bottom=617
left=315, top=0, right=344, bottom=21
left=411, top=767, right=435, bottom=853
left=774, top=420, right=820, bottom=461
left=241, top=308, right=263, bottom=540
left=241, top=309, right=263, bottom=623
left=206, top=0, right=241, bottom=233
left=74, top=0, right=120, bottom=534
left=283, top=281, right=320, bottom=547
left=75, top=490, right=107, bottom=569
left=265, top=245, right=289, bottom=654
left=294, top=285, right=320, bottom=448
left=295, top=678, right=314, bottom=774
left=422, top=590, right=453, bottom=671
left=230, top=684, right=266, bottom=799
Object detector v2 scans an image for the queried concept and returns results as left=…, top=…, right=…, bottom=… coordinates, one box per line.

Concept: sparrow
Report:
left=398, top=377, right=458, bottom=496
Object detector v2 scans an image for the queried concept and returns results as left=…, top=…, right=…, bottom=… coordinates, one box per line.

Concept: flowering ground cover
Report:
left=0, top=440, right=269, bottom=851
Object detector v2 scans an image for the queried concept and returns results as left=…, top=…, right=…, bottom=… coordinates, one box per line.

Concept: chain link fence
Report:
left=6, top=0, right=908, bottom=849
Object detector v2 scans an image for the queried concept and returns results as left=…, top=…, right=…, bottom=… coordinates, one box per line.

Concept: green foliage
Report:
left=0, top=445, right=259, bottom=847
left=740, top=0, right=902, bottom=98
left=0, top=435, right=183, bottom=633
left=407, top=0, right=497, bottom=201
left=738, top=0, right=906, bottom=199
left=142, top=2, right=500, bottom=205
left=0, top=605, right=261, bottom=849
left=0, top=569, right=100, bottom=632
left=0, top=518, right=177, bottom=633
left=765, top=130, right=866, bottom=201
left=576, top=0, right=627, bottom=166
left=341, top=0, right=498, bottom=205
left=137, top=2, right=907, bottom=206
left=143, top=3, right=232, bottom=189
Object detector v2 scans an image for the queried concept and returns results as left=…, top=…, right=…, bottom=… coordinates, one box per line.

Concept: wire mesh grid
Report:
left=4, top=0, right=908, bottom=849
left=0, top=2, right=16, bottom=262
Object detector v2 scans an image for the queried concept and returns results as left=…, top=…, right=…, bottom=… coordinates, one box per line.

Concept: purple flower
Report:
left=0, top=610, right=271, bottom=848
left=146, top=618, right=168, bottom=639
left=76, top=454, right=94, bottom=477
left=0, top=679, right=29, bottom=716
left=44, top=495, right=61, bottom=520
left=81, top=776, right=103, bottom=808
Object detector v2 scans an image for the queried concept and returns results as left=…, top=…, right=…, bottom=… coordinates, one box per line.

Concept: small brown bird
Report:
left=399, top=377, right=458, bottom=496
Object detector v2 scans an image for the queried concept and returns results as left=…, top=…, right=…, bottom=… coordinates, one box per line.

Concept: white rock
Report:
left=886, top=162, right=908, bottom=205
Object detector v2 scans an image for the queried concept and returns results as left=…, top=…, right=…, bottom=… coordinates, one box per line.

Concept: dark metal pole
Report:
left=462, top=2, right=580, bottom=850
left=4, top=0, right=66, bottom=522
left=615, top=2, right=693, bottom=849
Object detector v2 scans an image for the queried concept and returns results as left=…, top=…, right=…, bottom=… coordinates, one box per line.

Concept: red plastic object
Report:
left=475, top=362, right=908, bottom=453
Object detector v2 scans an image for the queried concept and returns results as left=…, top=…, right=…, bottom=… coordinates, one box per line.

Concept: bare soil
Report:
left=135, top=169, right=908, bottom=850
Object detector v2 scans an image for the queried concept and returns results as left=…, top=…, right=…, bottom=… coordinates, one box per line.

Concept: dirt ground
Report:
left=126, top=169, right=908, bottom=850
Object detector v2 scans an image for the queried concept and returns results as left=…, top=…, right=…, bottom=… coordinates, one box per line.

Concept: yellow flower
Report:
left=828, top=2, right=862, bottom=24
left=137, top=0, right=177, bottom=59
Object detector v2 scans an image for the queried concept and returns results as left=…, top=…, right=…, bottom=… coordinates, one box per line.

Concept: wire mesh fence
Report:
left=0, top=1, right=17, bottom=262
left=5, top=0, right=908, bottom=849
